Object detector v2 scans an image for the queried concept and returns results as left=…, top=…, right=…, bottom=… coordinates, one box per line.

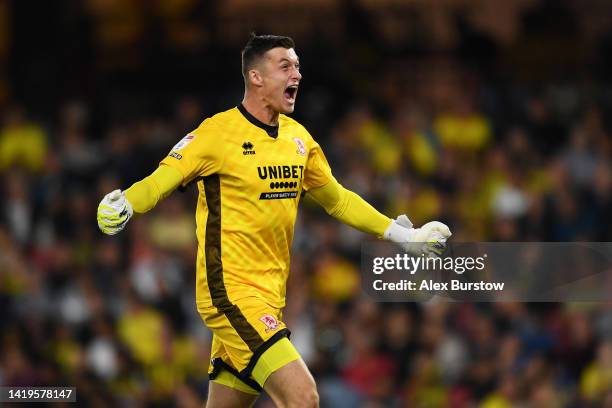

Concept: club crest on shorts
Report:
left=172, top=134, right=195, bottom=151
left=292, top=137, right=306, bottom=156
left=259, top=314, right=280, bottom=332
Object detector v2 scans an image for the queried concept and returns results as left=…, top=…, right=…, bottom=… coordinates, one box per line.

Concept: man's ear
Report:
left=248, top=69, right=264, bottom=87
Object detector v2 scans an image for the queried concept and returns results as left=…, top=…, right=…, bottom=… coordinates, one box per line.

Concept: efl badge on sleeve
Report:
left=172, top=134, right=195, bottom=151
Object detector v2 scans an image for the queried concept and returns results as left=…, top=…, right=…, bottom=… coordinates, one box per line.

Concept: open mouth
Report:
left=284, top=85, right=298, bottom=103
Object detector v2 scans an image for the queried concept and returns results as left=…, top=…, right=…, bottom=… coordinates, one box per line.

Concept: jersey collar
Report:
left=237, top=104, right=279, bottom=138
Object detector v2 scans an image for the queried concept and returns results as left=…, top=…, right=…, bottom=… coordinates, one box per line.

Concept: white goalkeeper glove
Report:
left=384, top=214, right=451, bottom=257
left=97, top=189, right=133, bottom=235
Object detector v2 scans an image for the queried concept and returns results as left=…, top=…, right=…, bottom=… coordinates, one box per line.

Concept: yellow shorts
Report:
left=198, top=297, right=301, bottom=394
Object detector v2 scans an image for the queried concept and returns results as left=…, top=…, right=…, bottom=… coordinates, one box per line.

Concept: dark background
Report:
left=1, top=0, right=611, bottom=406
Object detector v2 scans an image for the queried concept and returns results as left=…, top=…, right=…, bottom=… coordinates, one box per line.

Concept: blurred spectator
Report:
left=0, top=106, right=48, bottom=174
left=581, top=341, right=612, bottom=405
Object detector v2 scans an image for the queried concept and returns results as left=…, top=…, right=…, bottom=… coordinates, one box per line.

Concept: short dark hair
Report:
left=241, top=33, right=295, bottom=81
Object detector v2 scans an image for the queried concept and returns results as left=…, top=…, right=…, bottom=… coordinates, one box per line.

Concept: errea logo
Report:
left=242, top=141, right=255, bottom=155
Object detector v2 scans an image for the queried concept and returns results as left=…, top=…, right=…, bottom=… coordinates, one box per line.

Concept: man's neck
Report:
left=241, top=96, right=279, bottom=126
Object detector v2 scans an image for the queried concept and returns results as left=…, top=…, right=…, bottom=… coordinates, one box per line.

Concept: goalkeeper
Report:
left=98, top=33, right=450, bottom=408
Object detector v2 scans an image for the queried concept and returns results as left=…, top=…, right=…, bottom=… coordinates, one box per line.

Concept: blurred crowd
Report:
left=2, top=0, right=612, bottom=407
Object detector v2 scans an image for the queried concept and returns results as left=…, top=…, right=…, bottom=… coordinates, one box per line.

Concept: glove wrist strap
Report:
left=384, top=217, right=415, bottom=242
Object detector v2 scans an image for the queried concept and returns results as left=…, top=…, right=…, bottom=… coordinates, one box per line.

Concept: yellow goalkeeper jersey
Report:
left=160, top=105, right=333, bottom=309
